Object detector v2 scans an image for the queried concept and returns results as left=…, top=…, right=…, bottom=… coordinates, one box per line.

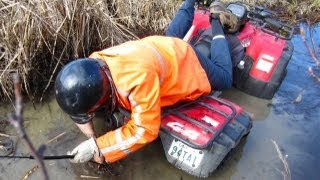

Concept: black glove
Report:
left=209, top=1, right=240, bottom=33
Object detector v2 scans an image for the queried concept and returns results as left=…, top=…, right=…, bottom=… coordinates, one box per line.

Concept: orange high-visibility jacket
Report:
left=90, top=36, right=211, bottom=163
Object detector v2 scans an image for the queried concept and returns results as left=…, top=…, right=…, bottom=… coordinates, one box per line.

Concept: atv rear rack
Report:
left=159, top=94, right=252, bottom=178
left=161, top=95, right=237, bottom=149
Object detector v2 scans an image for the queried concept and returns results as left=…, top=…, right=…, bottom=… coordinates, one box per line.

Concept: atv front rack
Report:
left=247, top=5, right=294, bottom=40
left=161, top=95, right=237, bottom=149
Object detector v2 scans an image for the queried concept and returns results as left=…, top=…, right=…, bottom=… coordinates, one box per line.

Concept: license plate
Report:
left=168, top=139, right=204, bottom=169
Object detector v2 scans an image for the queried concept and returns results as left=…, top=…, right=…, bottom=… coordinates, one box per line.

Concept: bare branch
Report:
left=300, top=27, right=320, bottom=67
left=46, top=132, right=66, bottom=145
left=271, top=140, right=291, bottom=180
left=7, top=73, right=49, bottom=180
left=300, top=26, right=320, bottom=84
left=0, top=132, right=11, bottom=138
left=308, top=67, right=320, bottom=83
left=307, top=21, right=319, bottom=60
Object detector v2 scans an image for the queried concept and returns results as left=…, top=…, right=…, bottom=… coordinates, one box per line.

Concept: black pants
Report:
left=166, top=1, right=233, bottom=90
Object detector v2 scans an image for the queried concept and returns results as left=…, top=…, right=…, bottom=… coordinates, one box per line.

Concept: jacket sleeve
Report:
left=95, top=70, right=161, bottom=163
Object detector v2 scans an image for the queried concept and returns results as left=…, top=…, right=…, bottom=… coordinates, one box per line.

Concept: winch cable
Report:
left=0, top=154, right=74, bottom=160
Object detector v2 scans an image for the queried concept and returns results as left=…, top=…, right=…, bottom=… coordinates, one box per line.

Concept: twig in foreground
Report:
left=308, top=67, right=320, bottom=83
left=7, top=73, right=49, bottom=180
left=80, top=175, right=100, bottom=179
left=46, top=132, right=66, bottom=145
left=300, top=27, right=320, bottom=67
left=22, top=165, right=39, bottom=180
left=300, top=26, right=320, bottom=83
left=271, top=140, right=291, bottom=180
left=0, top=132, right=11, bottom=138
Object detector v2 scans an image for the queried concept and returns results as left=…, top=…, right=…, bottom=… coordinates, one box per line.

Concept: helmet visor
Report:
left=70, top=113, right=95, bottom=124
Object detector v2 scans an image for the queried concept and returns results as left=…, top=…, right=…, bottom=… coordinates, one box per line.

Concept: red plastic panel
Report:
left=162, top=114, right=213, bottom=146
left=246, top=30, right=286, bottom=82
left=237, top=23, right=257, bottom=47
left=238, top=22, right=286, bottom=82
left=161, top=97, right=243, bottom=146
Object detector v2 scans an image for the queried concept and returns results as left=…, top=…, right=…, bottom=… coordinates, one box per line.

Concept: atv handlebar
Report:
left=195, top=1, right=293, bottom=40
left=263, top=18, right=294, bottom=40
left=230, top=1, right=294, bottom=40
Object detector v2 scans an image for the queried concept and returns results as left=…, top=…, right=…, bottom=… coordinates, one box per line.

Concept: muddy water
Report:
left=1, top=24, right=320, bottom=180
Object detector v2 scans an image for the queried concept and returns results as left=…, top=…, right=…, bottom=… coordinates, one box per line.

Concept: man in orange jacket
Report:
left=55, top=0, right=238, bottom=164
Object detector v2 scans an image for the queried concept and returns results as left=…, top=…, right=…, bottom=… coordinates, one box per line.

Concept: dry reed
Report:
left=0, top=0, right=179, bottom=101
left=0, top=0, right=319, bottom=101
left=222, top=0, right=320, bottom=24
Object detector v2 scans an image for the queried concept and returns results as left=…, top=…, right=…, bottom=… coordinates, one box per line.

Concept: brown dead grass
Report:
left=0, top=0, right=179, bottom=102
left=222, top=0, right=320, bottom=24
left=0, top=0, right=319, bottom=102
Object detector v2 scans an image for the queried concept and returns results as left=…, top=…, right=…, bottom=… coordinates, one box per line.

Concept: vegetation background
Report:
left=0, top=0, right=319, bottom=102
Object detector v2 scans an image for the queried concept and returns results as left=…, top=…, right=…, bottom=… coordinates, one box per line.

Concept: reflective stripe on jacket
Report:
left=89, top=36, right=211, bottom=163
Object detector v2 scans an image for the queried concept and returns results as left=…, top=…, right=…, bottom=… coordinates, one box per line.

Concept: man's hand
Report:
left=68, top=137, right=103, bottom=163
left=209, top=1, right=239, bottom=33
left=93, top=153, right=105, bottom=164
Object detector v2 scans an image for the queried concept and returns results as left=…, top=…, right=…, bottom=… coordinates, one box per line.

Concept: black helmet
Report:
left=55, top=58, right=113, bottom=124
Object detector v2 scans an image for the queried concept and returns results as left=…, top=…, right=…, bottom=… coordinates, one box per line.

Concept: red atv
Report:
left=158, top=1, right=293, bottom=178
left=110, top=1, right=293, bottom=178
left=186, top=1, right=294, bottom=99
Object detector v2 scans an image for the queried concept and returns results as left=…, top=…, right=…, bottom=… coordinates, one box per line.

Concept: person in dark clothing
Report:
left=166, top=0, right=239, bottom=90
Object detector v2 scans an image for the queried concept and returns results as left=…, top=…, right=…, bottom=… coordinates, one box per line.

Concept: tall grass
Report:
left=227, top=0, right=320, bottom=24
left=0, top=0, right=319, bottom=102
left=0, top=0, right=179, bottom=102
